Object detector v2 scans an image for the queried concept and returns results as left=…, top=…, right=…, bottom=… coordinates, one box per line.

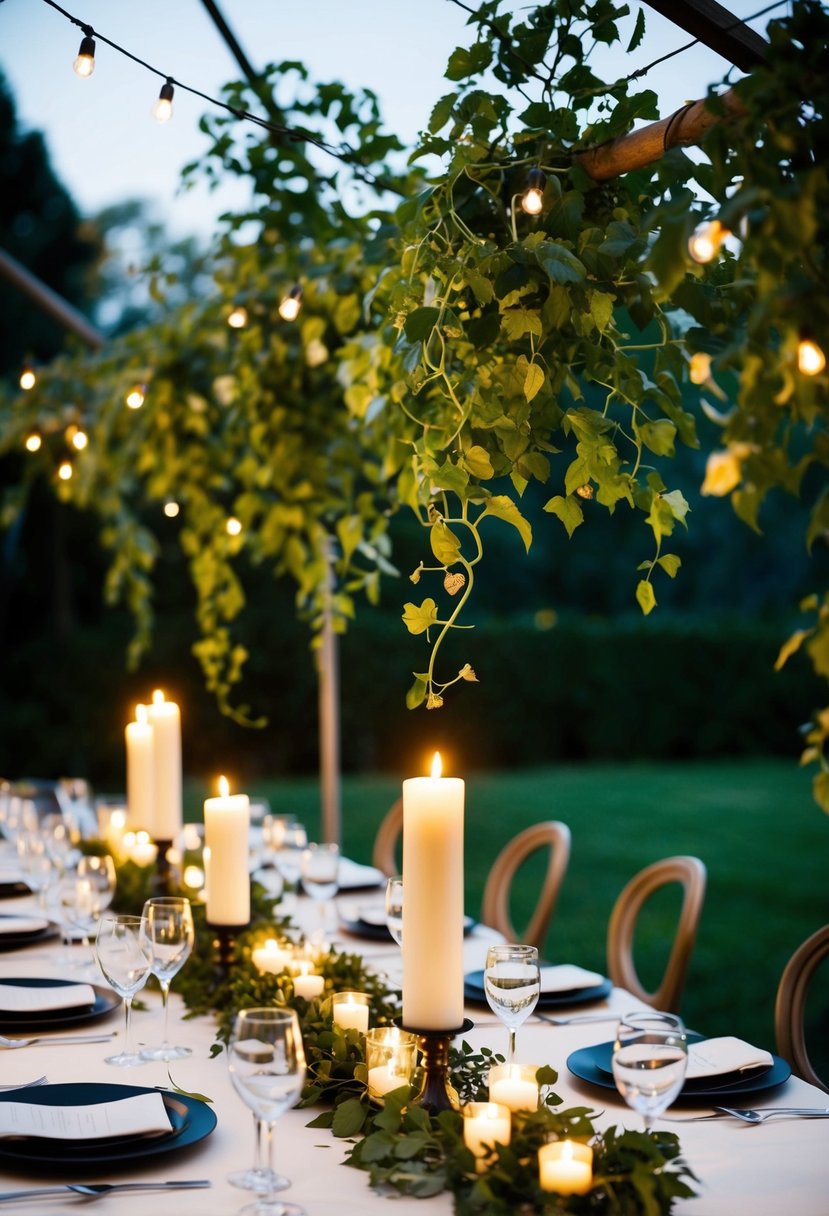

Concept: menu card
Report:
left=540, top=964, right=604, bottom=993
left=687, top=1036, right=774, bottom=1079
left=0, top=984, right=96, bottom=1013
left=0, top=1092, right=172, bottom=1140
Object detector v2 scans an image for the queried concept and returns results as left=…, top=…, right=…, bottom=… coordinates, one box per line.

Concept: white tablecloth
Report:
left=0, top=890, right=827, bottom=1214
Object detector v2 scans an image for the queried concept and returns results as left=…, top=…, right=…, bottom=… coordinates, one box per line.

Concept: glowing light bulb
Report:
left=125, top=384, right=146, bottom=409
left=163, top=501, right=180, bottom=518
left=688, top=219, right=728, bottom=264
left=520, top=168, right=546, bottom=216
left=58, top=461, right=73, bottom=481
left=24, top=432, right=42, bottom=452
left=71, top=428, right=88, bottom=450
left=19, top=365, right=36, bottom=391
left=798, top=336, right=826, bottom=376
left=278, top=286, right=302, bottom=322
left=688, top=352, right=713, bottom=385
left=152, top=80, right=174, bottom=123
left=227, top=306, right=248, bottom=329
left=73, top=33, right=96, bottom=78
left=226, top=516, right=243, bottom=537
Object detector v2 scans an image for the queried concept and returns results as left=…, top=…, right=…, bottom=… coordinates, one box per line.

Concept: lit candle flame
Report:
left=152, top=688, right=165, bottom=705
left=431, top=752, right=442, bottom=780
left=218, top=775, right=230, bottom=798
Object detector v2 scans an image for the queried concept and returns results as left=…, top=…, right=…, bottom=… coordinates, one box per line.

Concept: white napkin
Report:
left=540, top=964, right=604, bottom=993
left=0, top=917, right=49, bottom=936
left=686, top=1036, right=774, bottom=1079
left=356, top=906, right=388, bottom=926
left=338, top=858, right=385, bottom=890
left=0, top=1092, right=172, bottom=1140
left=0, top=984, right=96, bottom=1013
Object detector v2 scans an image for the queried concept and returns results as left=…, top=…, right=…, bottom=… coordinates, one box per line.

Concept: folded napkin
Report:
left=356, top=906, right=388, bottom=927
left=0, top=1092, right=172, bottom=1141
left=338, top=858, right=385, bottom=890
left=0, top=984, right=96, bottom=1013
left=540, top=964, right=604, bottom=993
left=0, top=917, right=49, bottom=936
left=686, top=1036, right=774, bottom=1080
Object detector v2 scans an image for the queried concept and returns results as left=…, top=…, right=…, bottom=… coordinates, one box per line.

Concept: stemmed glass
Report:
left=228, top=1007, right=307, bottom=1215
left=94, top=913, right=153, bottom=1066
left=385, top=877, right=403, bottom=946
left=139, top=896, right=195, bottom=1061
left=483, top=943, right=540, bottom=1061
left=274, top=824, right=308, bottom=911
left=611, top=1011, right=689, bottom=1131
left=300, top=843, right=340, bottom=938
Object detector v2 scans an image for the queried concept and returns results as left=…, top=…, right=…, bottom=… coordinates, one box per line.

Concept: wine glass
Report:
left=94, top=913, right=153, bottom=1066
left=300, top=843, right=340, bottom=937
left=385, top=877, right=403, bottom=946
left=139, top=896, right=195, bottom=1061
left=69, top=854, right=117, bottom=969
left=228, top=1007, right=307, bottom=1214
left=274, top=824, right=308, bottom=911
left=483, top=943, right=540, bottom=1061
left=611, top=1010, right=689, bottom=1131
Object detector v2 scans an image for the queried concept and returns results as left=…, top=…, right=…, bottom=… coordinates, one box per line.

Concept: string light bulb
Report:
left=125, top=384, right=146, bottom=409
left=73, top=32, right=96, bottom=78
left=226, top=516, right=243, bottom=537
left=163, top=501, right=180, bottom=518
left=69, top=426, right=88, bottom=451
left=688, top=219, right=729, bottom=264
left=278, top=285, right=302, bottom=322
left=57, top=460, right=73, bottom=481
left=152, top=80, right=174, bottom=123
left=19, top=364, right=36, bottom=391
left=227, top=305, right=248, bottom=329
left=798, top=334, right=826, bottom=376
left=520, top=168, right=546, bottom=216
left=24, top=432, right=42, bottom=452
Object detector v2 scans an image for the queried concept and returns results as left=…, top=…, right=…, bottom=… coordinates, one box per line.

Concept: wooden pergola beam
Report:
left=644, top=0, right=769, bottom=72
left=577, top=86, right=746, bottom=182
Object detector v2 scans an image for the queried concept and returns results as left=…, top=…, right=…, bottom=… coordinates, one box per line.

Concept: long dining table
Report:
left=1, top=879, right=827, bottom=1215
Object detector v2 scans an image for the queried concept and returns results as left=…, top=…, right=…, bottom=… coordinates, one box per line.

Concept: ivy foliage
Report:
left=1, top=3, right=828, bottom=798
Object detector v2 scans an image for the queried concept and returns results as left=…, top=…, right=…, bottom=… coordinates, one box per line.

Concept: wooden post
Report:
left=317, top=538, right=342, bottom=847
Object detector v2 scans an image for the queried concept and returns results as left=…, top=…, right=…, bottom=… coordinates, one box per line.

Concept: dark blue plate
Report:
left=464, top=969, right=612, bottom=1010
left=341, top=914, right=476, bottom=942
left=0, top=977, right=120, bottom=1032
left=0, top=1083, right=216, bottom=1170
left=0, top=914, right=58, bottom=953
left=567, top=1040, right=791, bottom=1103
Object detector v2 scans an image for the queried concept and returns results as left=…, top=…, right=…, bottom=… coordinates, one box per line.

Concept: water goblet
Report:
left=227, top=1007, right=307, bottom=1214
left=94, top=913, right=153, bottom=1066
left=139, top=896, right=195, bottom=1061
left=483, top=943, right=540, bottom=1061
left=300, top=843, right=339, bottom=937
left=611, top=1010, right=689, bottom=1131
left=274, top=824, right=308, bottom=911
left=68, top=854, right=117, bottom=970
left=385, top=877, right=403, bottom=946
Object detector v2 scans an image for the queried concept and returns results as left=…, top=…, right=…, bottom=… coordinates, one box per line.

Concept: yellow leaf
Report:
left=774, top=628, right=811, bottom=671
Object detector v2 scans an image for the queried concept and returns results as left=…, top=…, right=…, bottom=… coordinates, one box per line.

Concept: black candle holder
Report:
left=396, top=1018, right=474, bottom=1114
left=151, top=839, right=173, bottom=897
left=208, top=922, right=245, bottom=975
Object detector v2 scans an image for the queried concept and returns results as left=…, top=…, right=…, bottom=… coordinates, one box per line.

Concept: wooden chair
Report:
left=774, top=924, right=829, bottom=1093
left=481, top=821, right=571, bottom=949
left=606, top=855, right=706, bottom=1013
left=372, top=797, right=403, bottom=878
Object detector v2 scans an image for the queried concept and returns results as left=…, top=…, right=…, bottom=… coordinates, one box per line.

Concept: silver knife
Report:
left=0, top=1180, right=211, bottom=1201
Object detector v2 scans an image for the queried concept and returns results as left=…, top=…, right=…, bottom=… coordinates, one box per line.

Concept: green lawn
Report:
left=185, top=758, right=829, bottom=1067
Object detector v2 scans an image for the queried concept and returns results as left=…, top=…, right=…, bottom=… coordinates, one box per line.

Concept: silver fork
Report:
left=667, top=1106, right=829, bottom=1123
left=0, top=1076, right=47, bottom=1090
left=534, top=1012, right=619, bottom=1026
left=0, top=1032, right=115, bottom=1049
left=0, top=1181, right=211, bottom=1202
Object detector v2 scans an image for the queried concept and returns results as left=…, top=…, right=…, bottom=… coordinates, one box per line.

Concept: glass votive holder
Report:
left=252, top=936, right=293, bottom=976
left=331, top=990, right=370, bottom=1033
left=364, top=1027, right=417, bottom=1104
left=289, top=958, right=325, bottom=1000
left=463, top=1101, right=511, bottom=1173
left=488, top=1062, right=539, bottom=1112
left=538, top=1139, right=594, bottom=1195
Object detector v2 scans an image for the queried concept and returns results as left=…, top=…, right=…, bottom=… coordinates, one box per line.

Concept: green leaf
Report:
left=523, top=361, right=545, bottom=402
left=463, top=445, right=495, bottom=479
left=544, top=494, right=584, bottom=538
left=636, top=579, right=657, bottom=615
left=637, top=419, right=677, bottom=457
left=445, top=43, right=493, bottom=81
left=430, top=520, right=462, bottom=565
left=588, top=290, right=614, bottom=332
left=657, top=553, right=682, bottom=578
left=501, top=308, right=542, bottom=341
left=404, top=307, right=440, bottom=342
left=661, top=489, right=690, bottom=525
left=331, top=1097, right=368, bottom=1138
left=627, top=6, right=646, bottom=51
left=535, top=241, right=586, bottom=284
left=481, top=495, right=532, bottom=552
left=429, top=91, right=458, bottom=133
left=402, top=599, right=439, bottom=636
left=406, top=673, right=428, bottom=709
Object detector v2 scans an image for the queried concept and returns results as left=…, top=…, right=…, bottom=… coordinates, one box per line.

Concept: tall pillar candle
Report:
left=203, top=775, right=250, bottom=925
left=147, top=689, right=182, bottom=840
left=402, top=752, right=464, bottom=1030
left=125, top=704, right=154, bottom=832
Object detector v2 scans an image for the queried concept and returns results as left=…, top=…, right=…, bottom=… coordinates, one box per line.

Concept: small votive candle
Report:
left=463, top=1102, right=511, bottom=1173
left=331, top=990, right=370, bottom=1033
left=538, top=1140, right=594, bottom=1196
left=364, top=1027, right=417, bottom=1104
left=124, top=830, right=158, bottom=867
left=488, top=1062, right=539, bottom=1112
left=252, top=937, right=292, bottom=976
left=290, top=960, right=325, bottom=1001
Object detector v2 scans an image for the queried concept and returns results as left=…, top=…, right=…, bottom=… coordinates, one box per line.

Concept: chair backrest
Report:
left=774, top=924, right=829, bottom=1093
left=607, top=855, right=707, bottom=1013
left=481, top=821, right=571, bottom=949
left=372, top=797, right=403, bottom=878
